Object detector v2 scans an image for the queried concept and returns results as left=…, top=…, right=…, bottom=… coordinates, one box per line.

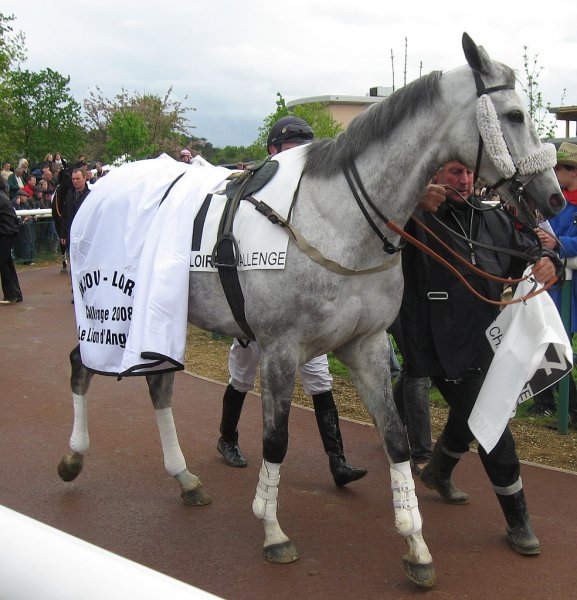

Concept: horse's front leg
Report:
left=147, top=372, right=211, bottom=506
left=335, top=331, right=436, bottom=589
left=251, top=345, right=299, bottom=564
left=58, top=345, right=91, bottom=482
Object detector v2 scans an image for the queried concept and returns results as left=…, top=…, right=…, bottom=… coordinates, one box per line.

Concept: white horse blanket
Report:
left=70, top=150, right=306, bottom=376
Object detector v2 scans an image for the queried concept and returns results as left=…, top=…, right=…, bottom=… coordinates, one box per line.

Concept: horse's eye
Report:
left=507, top=110, right=524, bottom=123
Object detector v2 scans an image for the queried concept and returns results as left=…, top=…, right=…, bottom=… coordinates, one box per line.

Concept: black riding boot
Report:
left=496, top=488, right=540, bottom=555
left=217, top=384, right=247, bottom=468
left=313, top=392, right=367, bottom=487
left=419, top=437, right=470, bottom=504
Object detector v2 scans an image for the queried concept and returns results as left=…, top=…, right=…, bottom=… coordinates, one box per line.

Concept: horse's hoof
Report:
left=181, top=487, right=212, bottom=506
left=57, top=453, right=84, bottom=482
left=264, top=541, right=299, bottom=564
left=403, top=558, right=437, bottom=588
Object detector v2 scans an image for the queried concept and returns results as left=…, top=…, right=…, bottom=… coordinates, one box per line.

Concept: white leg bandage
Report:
left=390, top=461, right=422, bottom=537
left=252, top=460, right=281, bottom=521
left=155, top=407, right=187, bottom=476
left=70, top=393, right=89, bottom=454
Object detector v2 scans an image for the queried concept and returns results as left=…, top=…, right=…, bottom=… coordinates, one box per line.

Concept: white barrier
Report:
left=15, top=208, right=53, bottom=218
left=0, top=505, right=221, bottom=600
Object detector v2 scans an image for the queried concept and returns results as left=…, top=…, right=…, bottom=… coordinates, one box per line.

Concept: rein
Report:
left=341, top=166, right=558, bottom=306
left=385, top=216, right=558, bottom=305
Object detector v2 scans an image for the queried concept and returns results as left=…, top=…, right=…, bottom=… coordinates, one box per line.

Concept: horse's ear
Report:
left=462, top=32, right=492, bottom=75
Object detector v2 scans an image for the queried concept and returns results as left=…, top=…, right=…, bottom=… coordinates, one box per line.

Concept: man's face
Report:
left=71, top=171, right=85, bottom=191
left=433, top=161, right=474, bottom=202
left=268, top=141, right=304, bottom=156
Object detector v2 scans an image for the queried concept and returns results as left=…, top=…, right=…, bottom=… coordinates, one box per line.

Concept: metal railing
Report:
left=13, top=209, right=62, bottom=264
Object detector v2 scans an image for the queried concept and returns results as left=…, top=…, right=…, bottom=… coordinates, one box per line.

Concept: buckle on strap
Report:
left=427, top=291, right=448, bottom=301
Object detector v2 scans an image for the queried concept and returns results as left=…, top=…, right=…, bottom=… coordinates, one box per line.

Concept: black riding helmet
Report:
left=267, top=116, right=314, bottom=152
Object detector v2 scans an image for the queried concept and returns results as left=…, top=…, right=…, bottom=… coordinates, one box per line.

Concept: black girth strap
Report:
left=211, top=157, right=279, bottom=340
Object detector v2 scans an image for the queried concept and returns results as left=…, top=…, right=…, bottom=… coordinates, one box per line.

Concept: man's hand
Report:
left=418, top=184, right=447, bottom=213
left=534, top=227, right=558, bottom=250
left=532, top=257, right=557, bottom=284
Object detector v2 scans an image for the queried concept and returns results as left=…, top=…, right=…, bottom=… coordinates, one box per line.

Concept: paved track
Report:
left=1, top=267, right=576, bottom=599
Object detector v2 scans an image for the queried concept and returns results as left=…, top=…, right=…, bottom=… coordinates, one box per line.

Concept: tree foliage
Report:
left=249, top=92, right=344, bottom=159
left=4, top=67, right=84, bottom=163
left=0, top=12, right=26, bottom=160
left=0, top=12, right=25, bottom=73
left=83, top=86, right=193, bottom=161
left=105, top=111, right=153, bottom=161
left=520, top=47, right=566, bottom=140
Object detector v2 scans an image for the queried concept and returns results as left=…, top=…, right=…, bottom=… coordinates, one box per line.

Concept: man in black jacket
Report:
left=60, top=168, right=90, bottom=251
left=0, top=176, right=23, bottom=304
left=400, top=161, right=560, bottom=556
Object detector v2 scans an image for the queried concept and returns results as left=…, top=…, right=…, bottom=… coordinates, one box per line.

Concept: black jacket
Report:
left=400, top=198, right=557, bottom=380
left=63, top=185, right=90, bottom=244
left=0, top=189, right=19, bottom=237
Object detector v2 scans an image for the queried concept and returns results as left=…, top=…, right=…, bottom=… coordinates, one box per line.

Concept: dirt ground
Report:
left=185, top=325, right=577, bottom=473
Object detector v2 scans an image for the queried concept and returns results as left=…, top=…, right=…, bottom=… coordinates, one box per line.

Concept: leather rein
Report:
left=342, top=163, right=558, bottom=307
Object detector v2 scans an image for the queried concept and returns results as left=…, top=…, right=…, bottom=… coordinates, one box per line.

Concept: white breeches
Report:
left=228, top=339, right=333, bottom=396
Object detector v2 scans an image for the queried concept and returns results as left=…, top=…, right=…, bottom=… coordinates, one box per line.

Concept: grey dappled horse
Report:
left=59, top=34, right=564, bottom=589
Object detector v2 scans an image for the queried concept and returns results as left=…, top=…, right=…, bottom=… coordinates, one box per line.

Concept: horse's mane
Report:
left=304, top=71, right=443, bottom=177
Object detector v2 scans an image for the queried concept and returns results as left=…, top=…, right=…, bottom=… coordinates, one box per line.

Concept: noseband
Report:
left=472, top=72, right=556, bottom=225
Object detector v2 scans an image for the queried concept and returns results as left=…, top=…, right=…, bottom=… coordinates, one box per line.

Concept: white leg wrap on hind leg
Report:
left=70, top=393, right=89, bottom=454
left=155, top=407, right=187, bottom=476
left=390, top=461, right=422, bottom=537
left=252, top=460, right=281, bottom=521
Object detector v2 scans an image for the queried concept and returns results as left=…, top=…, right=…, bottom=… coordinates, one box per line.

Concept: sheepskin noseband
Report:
left=476, top=94, right=556, bottom=178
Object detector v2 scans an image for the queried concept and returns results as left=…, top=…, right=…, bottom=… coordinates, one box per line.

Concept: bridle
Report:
left=342, top=69, right=560, bottom=305
left=471, top=71, right=556, bottom=228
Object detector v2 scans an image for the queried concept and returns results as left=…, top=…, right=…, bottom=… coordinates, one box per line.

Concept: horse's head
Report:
left=452, top=33, right=565, bottom=221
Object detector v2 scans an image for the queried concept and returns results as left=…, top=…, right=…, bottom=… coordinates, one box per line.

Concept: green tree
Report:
left=5, top=67, right=84, bottom=162
left=0, top=12, right=26, bottom=160
left=0, top=12, right=25, bottom=74
left=105, top=111, right=153, bottom=161
left=520, top=46, right=566, bottom=140
left=83, top=86, right=193, bottom=161
left=250, top=92, right=344, bottom=159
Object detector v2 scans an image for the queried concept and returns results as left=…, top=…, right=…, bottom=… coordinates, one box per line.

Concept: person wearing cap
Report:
left=0, top=175, right=23, bottom=304
left=529, top=142, right=577, bottom=423
left=216, top=115, right=368, bottom=488
left=180, top=148, right=193, bottom=163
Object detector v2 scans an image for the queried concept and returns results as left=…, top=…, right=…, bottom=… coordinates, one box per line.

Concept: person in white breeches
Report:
left=228, top=338, right=333, bottom=395
left=218, top=338, right=367, bottom=487
left=216, top=115, right=367, bottom=488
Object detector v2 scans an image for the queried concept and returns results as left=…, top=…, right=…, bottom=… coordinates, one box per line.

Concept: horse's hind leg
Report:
left=146, top=372, right=211, bottom=506
left=58, top=345, right=92, bottom=482
left=335, top=331, right=436, bottom=589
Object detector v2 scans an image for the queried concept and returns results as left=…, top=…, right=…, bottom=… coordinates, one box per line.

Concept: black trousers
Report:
left=433, top=373, right=520, bottom=489
left=0, top=235, right=22, bottom=301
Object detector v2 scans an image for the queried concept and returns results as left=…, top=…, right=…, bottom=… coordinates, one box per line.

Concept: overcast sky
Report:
left=4, top=0, right=576, bottom=148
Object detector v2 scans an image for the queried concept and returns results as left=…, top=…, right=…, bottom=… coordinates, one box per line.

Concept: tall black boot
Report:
left=313, top=392, right=367, bottom=487
left=419, top=437, right=470, bottom=504
left=496, top=488, right=540, bottom=555
left=217, top=384, right=247, bottom=468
